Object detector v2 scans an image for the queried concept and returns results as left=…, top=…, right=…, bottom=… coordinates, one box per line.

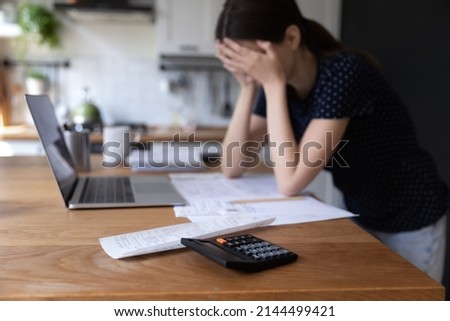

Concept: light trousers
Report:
left=365, top=212, right=448, bottom=283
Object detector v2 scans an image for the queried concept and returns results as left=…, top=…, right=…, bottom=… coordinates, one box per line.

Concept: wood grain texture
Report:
left=0, top=125, right=226, bottom=142
left=0, top=156, right=444, bottom=300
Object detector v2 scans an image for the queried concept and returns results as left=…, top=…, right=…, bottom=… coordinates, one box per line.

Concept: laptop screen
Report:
left=25, top=95, right=78, bottom=206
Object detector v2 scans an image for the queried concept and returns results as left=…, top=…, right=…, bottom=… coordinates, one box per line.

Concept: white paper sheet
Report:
left=169, top=173, right=283, bottom=204
left=99, top=215, right=274, bottom=259
left=185, top=197, right=357, bottom=225
left=232, top=197, right=357, bottom=226
left=170, top=173, right=356, bottom=226
left=170, top=173, right=284, bottom=218
left=173, top=200, right=237, bottom=217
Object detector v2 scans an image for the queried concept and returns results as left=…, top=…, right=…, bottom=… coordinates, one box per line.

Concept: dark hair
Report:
left=215, top=0, right=344, bottom=58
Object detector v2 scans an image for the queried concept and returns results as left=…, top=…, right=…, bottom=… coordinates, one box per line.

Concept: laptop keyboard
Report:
left=80, top=177, right=135, bottom=204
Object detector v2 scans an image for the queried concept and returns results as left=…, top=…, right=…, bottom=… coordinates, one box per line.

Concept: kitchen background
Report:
left=0, top=0, right=345, bottom=213
left=0, top=0, right=341, bottom=129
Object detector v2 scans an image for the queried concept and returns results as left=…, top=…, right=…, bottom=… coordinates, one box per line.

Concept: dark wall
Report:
left=341, top=0, right=450, bottom=298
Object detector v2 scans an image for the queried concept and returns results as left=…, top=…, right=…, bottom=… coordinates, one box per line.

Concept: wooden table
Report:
left=0, top=156, right=445, bottom=300
left=0, top=124, right=227, bottom=143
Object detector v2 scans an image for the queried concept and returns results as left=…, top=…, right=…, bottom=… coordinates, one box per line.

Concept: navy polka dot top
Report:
left=254, top=51, right=449, bottom=232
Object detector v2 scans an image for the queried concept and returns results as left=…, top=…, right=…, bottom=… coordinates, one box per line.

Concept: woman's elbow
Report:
left=277, top=182, right=302, bottom=197
left=221, top=165, right=244, bottom=179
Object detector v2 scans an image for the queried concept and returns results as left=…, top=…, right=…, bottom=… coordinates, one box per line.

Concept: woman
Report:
left=215, top=0, right=448, bottom=282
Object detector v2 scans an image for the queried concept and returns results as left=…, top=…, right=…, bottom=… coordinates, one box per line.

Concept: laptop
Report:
left=25, top=94, right=186, bottom=209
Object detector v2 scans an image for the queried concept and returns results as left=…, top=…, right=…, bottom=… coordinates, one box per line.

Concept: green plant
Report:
left=26, top=69, right=48, bottom=80
left=17, top=2, right=61, bottom=49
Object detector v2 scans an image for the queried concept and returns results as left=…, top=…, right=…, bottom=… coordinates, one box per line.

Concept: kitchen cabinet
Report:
left=0, top=1, right=21, bottom=38
left=156, top=0, right=223, bottom=56
left=156, top=0, right=342, bottom=57
left=0, top=22, right=21, bottom=38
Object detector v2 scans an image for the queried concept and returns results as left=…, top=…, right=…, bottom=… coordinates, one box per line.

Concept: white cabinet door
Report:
left=156, top=0, right=223, bottom=56
left=297, top=0, right=342, bottom=39
left=156, top=0, right=342, bottom=55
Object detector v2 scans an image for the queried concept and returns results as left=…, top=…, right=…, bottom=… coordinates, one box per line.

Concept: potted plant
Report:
left=15, top=3, right=61, bottom=95
left=25, top=69, right=49, bottom=94
left=15, top=2, right=61, bottom=59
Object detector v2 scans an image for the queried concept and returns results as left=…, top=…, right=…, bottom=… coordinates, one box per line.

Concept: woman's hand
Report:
left=216, top=38, right=286, bottom=89
left=216, top=41, right=255, bottom=88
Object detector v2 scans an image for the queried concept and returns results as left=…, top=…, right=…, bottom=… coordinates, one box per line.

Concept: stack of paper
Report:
left=169, top=173, right=357, bottom=225
left=99, top=215, right=274, bottom=259
left=99, top=173, right=357, bottom=259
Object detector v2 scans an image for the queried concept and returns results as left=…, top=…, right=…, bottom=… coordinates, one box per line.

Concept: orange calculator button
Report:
left=216, top=238, right=227, bottom=244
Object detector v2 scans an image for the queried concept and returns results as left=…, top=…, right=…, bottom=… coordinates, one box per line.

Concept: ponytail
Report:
left=302, top=19, right=383, bottom=70
left=302, top=19, right=344, bottom=57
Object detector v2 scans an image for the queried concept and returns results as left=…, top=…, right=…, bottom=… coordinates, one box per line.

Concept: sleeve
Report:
left=312, top=54, right=380, bottom=119
left=252, top=87, right=267, bottom=118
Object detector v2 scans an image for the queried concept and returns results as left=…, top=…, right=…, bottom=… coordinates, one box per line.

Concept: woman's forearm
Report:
left=221, top=84, right=258, bottom=177
left=264, top=83, right=304, bottom=193
left=264, top=82, right=349, bottom=196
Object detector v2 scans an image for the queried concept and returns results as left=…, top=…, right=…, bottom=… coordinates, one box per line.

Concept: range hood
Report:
left=159, top=55, right=224, bottom=72
left=54, top=1, right=154, bottom=16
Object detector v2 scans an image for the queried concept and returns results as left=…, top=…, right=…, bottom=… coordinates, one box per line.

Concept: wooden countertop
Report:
left=0, top=124, right=39, bottom=140
left=0, top=156, right=445, bottom=300
left=0, top=125, right=227, bottom=142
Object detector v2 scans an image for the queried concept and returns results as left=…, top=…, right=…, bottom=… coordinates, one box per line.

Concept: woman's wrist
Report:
left=262, top=79, right=285, bottom=96
left=240, top=80, right=257, bottom=92
left=239, top=82, right=258, bottom=101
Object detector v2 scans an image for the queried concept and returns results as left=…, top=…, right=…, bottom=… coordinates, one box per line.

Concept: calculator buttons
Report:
left=216, top=235, right=290, bottom=261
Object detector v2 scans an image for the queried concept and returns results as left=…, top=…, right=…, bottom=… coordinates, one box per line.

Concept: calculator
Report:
left=181, top=234, right=298, bottom=272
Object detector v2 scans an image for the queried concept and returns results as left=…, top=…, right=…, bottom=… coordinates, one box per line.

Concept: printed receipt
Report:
left=99, top=215, right=275, bottom=259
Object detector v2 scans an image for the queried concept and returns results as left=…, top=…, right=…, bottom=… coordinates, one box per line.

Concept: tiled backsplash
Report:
left=56, top=56, right=234, bottom=127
